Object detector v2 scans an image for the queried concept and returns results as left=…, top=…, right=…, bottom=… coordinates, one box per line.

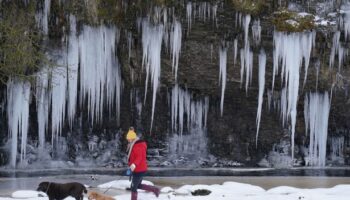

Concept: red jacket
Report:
left=128, top=140, right=148, bottom=173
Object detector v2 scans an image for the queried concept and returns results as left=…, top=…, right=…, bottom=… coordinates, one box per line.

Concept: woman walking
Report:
left=126, top=127, right=160, bottom=200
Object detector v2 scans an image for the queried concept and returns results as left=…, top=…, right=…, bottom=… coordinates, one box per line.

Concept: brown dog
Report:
left=37, top=182, right=87, bottom=200
left=88, top=191, right=116, bottom=200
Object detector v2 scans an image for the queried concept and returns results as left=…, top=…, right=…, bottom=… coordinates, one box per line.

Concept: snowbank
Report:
left=1, top=180, right=350, bottom=200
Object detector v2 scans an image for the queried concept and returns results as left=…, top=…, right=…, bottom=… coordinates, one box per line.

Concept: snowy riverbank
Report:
left=1, top=179, right=350, bottom=200
left=2, top=174, right=350, bottom=200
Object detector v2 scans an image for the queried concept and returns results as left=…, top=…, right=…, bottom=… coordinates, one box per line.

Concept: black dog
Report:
left=37, top=181, right=87, bottom=200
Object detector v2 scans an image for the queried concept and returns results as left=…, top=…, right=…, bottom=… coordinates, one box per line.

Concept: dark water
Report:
left=2, top=167, right=350, bottom=177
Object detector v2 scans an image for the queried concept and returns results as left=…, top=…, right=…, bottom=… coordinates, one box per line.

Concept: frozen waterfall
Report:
left=79, top=25, right=122, bottom=125
left=170, top=84, right=209, bottom=159
left=304, top=92, right=330, bottom=167
left=7, top=79, right=31, bottom=168
left=142, top=19, right=164, bottom=130
left=67, top=15, right=79, bottom=128
left=273, top=31, right=315, bottom=161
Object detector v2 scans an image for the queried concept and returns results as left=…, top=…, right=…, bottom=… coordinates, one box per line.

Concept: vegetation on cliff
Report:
left=272, top=9, right=315, bottom=32
left=0, top=1, right=44, bottom=83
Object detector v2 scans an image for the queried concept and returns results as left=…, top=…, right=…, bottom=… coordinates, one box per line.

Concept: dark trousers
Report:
left=131, top=172, right=145, bottom=192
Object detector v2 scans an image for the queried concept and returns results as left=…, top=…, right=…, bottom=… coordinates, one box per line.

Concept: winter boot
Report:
left=131, top=192, right=138, bottom=200
left=140, top=184, right=160, bottom=197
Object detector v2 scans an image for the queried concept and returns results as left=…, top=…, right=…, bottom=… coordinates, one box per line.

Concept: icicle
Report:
left=240, top=14, right=253, bottom=93
left=252, top=19, right=261, bottom=45
left=35, top=0, right=51, bottom=35
left=329, top=31, right=340, bottom=69
left=36, top=69, right=50, bottom=157
left=170, top=20, right=182, bottom=80
left=280, top=88, right=287, bottom=127
left=342, top=4, right=350, bottom=41
left=79, top=25, right=122, bottom=125
left=169, top=85, right=209, bottom=158
left=304, top=92, right=330, bottom=166
left=51, top=65, right=67, bottom=146
left=67, top=15, right=79, bottom=128
left=273, top=31, right=315, bottom=161
left=302, top=32, right=315, bottom=88
left=219, top=46, right=227, bottom=116
left=141, top=19, right=164, bottom=130
left=186, top=2, right=192, bottom=34
left=330, top=136, right=344, bottom=163
left=212, top=3, right=218, bottom=26
left=256, top=49, right=266, bottom=147
left=233, top=39, right=238, bottom=65
left=127, top=31, right=133, bottom=63
left=304, top=94, right=309, bottom=136
left=171, top=84, right=179, bottom=132
left=315, top=60, right=320, bottom=91
left=7, top=79, right=31, bottom=168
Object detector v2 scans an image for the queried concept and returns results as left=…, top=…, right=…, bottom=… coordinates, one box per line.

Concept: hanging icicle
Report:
left=273, top=31, right=315, bottom=161
left=256, top=49, right=266, bottom=146
left=142, top=19, right=164, bottom=130
left=79, top=25, right=122, bottom=125
left=7, top=78, right=31, bottom=168
left=219, top=45, right=227, bottom=116
left=170, top=20, right=182, bottom=80
left=304, top=92, right=330, bottom=167
left=240, top=14, right=253, bottom=93
left=67, top=15, right=79, bottom=128
left=35, top=0, right=51, bottom=35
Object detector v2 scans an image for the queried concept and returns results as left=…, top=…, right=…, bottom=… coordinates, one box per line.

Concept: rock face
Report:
left=1, top=0, right=350, bottom=168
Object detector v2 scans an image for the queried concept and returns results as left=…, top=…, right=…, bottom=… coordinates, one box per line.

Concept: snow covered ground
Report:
left=1, top=179, right=350, bottom=200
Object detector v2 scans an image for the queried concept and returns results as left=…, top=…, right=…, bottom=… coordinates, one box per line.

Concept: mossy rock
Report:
left=272, top=9, right=315, bottom=32
left=231, top=0, right=268, bottom=16
left=191, top=189, right=212, bottom=196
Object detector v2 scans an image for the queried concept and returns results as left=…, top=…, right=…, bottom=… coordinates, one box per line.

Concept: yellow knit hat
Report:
left=126, top=130, right=137, bottom=140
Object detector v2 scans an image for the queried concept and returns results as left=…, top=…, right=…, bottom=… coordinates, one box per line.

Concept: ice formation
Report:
left=170, top=84, right=209, bottom=159
left=240, top=14, right=253, bottom=93
left=141, top=19, right=164, bottom=130
left=170, top=20, right=182, bottom=80
left=35, top=0, right=51, bottom=35
left=304, top=92, right=330, bottom=166
left=219, top=46, right=227, bottom=116
left=256, top=50, right=266, bottom=146
left=273, top=31, right=315, bottom=160
left=7, top=79, right=31, bottom=167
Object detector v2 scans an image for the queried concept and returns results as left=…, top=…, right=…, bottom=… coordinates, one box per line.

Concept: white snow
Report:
left=4, top=180, right=350, bottom=200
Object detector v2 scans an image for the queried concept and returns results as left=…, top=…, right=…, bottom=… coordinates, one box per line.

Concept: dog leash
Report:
left=45, top=182, right=51, bottom=194
left=91, top=174, right=125, bottom=194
